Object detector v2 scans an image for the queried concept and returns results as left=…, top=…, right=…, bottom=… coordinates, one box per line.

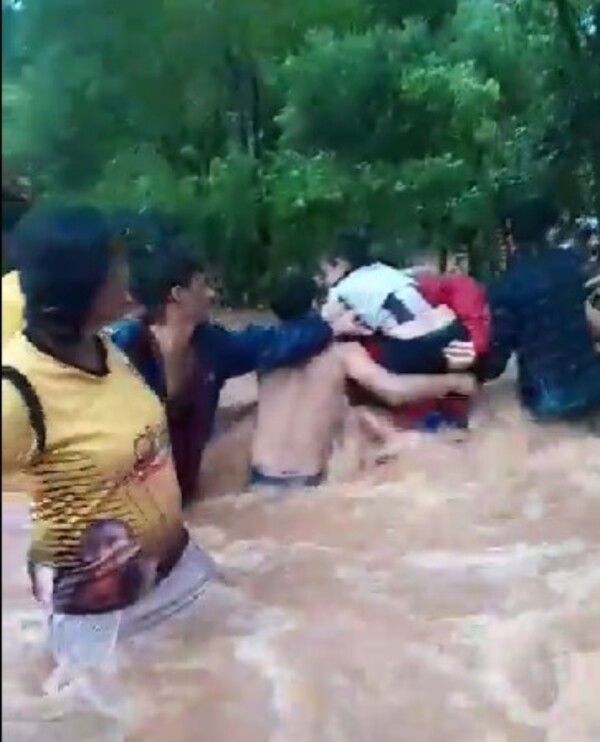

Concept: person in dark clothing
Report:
left=481, top=198, right=600, bottom=423
left=110, top=219, right=367, bottom=504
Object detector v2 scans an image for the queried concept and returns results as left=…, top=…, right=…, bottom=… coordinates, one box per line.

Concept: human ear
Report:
left=170, top=285, right=183, bottom=304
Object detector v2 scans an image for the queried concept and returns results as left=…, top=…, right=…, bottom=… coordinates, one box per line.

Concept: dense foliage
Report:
left=3, top=0, right=600, bottom=301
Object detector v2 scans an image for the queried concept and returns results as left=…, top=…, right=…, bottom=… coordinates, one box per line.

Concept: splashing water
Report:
left=3, top=365, right=600, bottom=742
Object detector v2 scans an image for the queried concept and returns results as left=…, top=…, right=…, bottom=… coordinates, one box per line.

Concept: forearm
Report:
left=224, top=315, right=333, bottom=377
left=476, top=296, right=516, bottom=381
left=363, top=372, right=466, bottom=407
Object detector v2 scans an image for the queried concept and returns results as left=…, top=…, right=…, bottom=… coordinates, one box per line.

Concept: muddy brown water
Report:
left=3, top=312, right=600, bottom=741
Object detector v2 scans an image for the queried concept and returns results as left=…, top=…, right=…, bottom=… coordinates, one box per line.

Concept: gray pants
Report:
left=47, top=540, right=216, bottom=675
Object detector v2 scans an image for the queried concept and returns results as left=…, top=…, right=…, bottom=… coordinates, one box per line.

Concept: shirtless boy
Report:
left=250, top=270, right=476, bottom=491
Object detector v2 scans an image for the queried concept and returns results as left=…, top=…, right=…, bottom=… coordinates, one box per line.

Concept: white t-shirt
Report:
left=324, top=262, right=432, bottom=331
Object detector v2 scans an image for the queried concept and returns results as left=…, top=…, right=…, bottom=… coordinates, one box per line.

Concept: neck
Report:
left=27, top=323, right=106, bottom=375
left=331, top=269, right=352, bottom=289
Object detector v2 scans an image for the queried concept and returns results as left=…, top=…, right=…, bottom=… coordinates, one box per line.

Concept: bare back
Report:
left=251, top=347, right=346, bottom=478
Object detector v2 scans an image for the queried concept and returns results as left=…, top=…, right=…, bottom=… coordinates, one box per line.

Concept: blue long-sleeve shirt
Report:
left=481, top=248, right=600, bottom=420
left=110, top=315, right=332, bottom=501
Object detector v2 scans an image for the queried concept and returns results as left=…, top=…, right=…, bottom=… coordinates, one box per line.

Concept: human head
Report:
left=74, top=518, right=149, bottom=611
left=126, top=221, right=212, bottom=326
left=13, top=206, right=130, bottom=340
left=502, top=197, right=560, bottom=252
left=78, top=518, right=136, bottom=566
left=318, top=228, right=372, bottom=288
left=270, top=268, right=318, bottom=321
left=444, top=252, right=468, bottom=275
left=408, top=247, right=440, bottom=275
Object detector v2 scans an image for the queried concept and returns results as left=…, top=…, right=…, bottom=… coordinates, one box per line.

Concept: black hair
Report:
left=270, top=268, right=318, bottom=321
left=577, top=224, right=594, bottom=245
left=2, top=184, right=32, bottom=272
left=127, top=225, right=205, bottom=315
left=329, top=228, right=372, bottom=271
left=2, top=191, right=31, bottom=234
left=13, top=206, right=114, bottom=341
left=502, top=197, right=559, bottom=249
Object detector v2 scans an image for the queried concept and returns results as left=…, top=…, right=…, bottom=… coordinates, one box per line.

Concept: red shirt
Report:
left=417, top=272, right=491, bottom=355
left=365, top=273, right=491, bottom=428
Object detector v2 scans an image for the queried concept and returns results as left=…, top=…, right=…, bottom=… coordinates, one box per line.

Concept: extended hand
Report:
left=321, top=298, right=346, bottom=323
left=443, top=340, right=476, bottom=371
left=328, top=310, right=372, bottom=338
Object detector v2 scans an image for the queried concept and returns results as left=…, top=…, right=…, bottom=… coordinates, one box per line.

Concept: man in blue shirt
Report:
left=481, top=198, right=600, bottom=425
left=110, top=218, right=367, bottom=503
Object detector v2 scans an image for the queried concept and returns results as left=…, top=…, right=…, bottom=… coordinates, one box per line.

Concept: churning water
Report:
left=3, top=365, right=600, bottom=742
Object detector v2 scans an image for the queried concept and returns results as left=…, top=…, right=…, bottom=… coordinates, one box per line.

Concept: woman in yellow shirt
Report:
left=2, top=207, right=214, bottom=664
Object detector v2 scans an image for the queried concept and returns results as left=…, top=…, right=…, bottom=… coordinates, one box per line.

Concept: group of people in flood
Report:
left=1, top=194, right=599, bottom=677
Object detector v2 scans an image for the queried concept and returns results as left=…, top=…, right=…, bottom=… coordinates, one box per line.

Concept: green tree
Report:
left=3, top=0, right=599, bottom=299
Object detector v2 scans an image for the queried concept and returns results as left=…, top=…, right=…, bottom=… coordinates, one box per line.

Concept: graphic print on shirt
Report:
left=326, top=263, right=433, bottom=331
left=28, top=420, right=180, bottom=615
left=381, top=293, right=416, bottom=324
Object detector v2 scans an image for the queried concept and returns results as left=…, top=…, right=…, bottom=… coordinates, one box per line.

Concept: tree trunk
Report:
left=553, top=0, right=582, bottom=57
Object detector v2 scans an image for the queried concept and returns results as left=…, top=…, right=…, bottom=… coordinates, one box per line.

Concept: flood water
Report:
left=3, top=316, right=600, bottom=741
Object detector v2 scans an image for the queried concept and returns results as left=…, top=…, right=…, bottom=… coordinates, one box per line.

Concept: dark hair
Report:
left=2, top=192, right=31, bottom=234
left=270, top=268, right=318, bottom=321
left=2, top=185, right=32, bottom=272
left=13, top=206, right=114, bottom=340
left=127, top=225, right=205, bottom=315
left=503, top=197, right=559, bottom=248
left=329, top=228, right=372, bottom=271
left=577, top=224, right=594, bottom=245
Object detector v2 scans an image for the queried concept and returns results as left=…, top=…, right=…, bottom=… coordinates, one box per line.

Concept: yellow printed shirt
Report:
left=2, top=334, right=187, bottom=615
left=2, top=271, right=25, bottom=348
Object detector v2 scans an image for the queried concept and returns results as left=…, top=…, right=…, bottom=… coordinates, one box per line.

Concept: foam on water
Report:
left=3, top=373, right=600, bottom=742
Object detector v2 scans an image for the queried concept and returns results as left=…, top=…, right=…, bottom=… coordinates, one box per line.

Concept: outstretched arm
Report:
left=338, top=343, right=475, bottom=407
left=477, top=281, right=518, bottom=382
left=214, top=315, right=333, bottom=380
left=215, top=310, right=371, bottom=381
